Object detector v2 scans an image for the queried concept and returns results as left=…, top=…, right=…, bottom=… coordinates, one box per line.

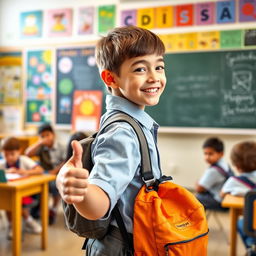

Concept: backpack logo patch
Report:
left=175, top=220, right=191, bottom=230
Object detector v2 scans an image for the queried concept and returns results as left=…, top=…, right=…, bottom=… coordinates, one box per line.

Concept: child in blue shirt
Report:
left=196, top=137, right=232, bottom=210
left=56, top=26, right=166, bottom=255
left=221, top=141, right=256, bottom=250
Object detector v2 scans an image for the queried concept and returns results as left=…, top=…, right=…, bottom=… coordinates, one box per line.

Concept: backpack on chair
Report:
left=62, top=112, right=209, bottom=255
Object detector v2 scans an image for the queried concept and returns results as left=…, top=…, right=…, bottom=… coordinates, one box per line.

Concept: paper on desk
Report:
left=6, top=173, right=23, bottom=181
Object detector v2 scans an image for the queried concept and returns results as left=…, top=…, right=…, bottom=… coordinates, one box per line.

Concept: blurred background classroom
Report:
left=0, top=0, right=256, bottom=255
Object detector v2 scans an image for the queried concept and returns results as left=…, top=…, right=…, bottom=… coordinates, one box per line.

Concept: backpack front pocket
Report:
left=164, top=231, right=209, bottom=256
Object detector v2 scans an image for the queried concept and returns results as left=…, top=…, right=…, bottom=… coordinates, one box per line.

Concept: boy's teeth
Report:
left=144, top=88, right=158, bottom=93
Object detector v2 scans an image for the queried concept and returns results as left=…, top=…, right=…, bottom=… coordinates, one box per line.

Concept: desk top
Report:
left=222, top=194, right=244, bottom=209
left=0, top=174, right=56, bottom=190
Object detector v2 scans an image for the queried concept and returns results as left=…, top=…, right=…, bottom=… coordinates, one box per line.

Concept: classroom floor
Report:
left=0, top=209, right=247, bottom=256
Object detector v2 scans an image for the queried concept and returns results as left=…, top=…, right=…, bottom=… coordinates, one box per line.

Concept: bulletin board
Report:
left=55, top=46, right=105, bottom=128
left=25, top=49, right=53, bottom=124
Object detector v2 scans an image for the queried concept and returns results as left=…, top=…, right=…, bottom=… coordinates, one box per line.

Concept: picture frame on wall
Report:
left=47, top=8, right=73, bottom=37
left=20, top=10, right=43, bottom=38
left=77, top=7, right=94, bottom=35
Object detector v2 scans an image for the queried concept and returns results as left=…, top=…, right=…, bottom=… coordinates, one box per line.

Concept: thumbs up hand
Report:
left=56, top=140, right=89, bottom=204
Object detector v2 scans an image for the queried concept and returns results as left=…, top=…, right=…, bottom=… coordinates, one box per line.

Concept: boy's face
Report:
left=203, top=147, right=223, bottom=165
left=40, top=130, right=55, bottom=147
left=3, top=150, right=20, bottom=166
left=107, top=54, right=166, bottom=110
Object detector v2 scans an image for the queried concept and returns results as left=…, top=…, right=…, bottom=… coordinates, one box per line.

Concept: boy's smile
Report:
left=105, top=54, right=166, bottom=110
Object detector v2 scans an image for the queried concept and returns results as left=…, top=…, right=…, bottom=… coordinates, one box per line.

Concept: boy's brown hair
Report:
left=1, top=137, right=20, bottom=151
left=230, top=141, right=256, bottom=173
left=95, top=25, right=165, bottom=76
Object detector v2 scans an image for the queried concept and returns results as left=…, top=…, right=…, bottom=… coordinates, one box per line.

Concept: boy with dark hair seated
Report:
left=25, top=123, right=66, bottom=224
left=195, top=137, right=233, bottom=210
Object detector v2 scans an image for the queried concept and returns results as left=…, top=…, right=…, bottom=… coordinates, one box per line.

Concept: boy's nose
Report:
left=148, top=72, right=160, bottom=83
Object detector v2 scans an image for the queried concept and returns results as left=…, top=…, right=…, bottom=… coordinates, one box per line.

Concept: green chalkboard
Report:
left=146, top=49, right=256, bottom=129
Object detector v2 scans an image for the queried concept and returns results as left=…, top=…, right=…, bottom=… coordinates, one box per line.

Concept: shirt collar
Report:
left=104, top=95, right=158, bottom=131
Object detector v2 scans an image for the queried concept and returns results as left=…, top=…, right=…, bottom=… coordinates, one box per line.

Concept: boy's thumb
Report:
left=70, top=140, right=83, bottom=168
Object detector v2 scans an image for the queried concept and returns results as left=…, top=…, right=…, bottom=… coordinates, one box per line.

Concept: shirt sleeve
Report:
left=221, top=176, right=249, bottom=196
left=198, top=166, right=226, bottom=190
left=89, top=122, right=141, bottom=213
left=20, top=155, right=39, bottom=170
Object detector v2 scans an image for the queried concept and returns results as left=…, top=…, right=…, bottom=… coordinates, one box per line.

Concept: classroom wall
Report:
left=1, top=0, right=256, bottom=188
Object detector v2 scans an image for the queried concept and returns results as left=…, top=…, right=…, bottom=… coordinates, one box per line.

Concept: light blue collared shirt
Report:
left=198, top=158, right=230, bottom=202
left=89, top=95, right=162, bottom=233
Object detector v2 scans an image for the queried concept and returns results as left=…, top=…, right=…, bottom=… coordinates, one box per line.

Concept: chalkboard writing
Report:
left=146, top=50, right=256, bottom=129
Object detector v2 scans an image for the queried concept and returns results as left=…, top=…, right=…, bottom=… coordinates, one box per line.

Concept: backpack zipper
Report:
left=164, top=230, right=209, bottom=256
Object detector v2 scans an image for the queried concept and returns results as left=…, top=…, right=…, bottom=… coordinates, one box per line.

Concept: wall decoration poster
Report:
left=197, top=31, right=220, bottom=50
left=137, top=8, right=155, bottom=29
left=0, top=52, right=22, bottom=104
left=195, top=2, right=215, bottom=25
left=220, top=30, right=242, bottom=48
left=56, top=46, right=105, bottom=127
left=72, top=90, right=103, bottom=132
left=47, top=8, right=73, bottom=37
left=2, top=106, right=23, bottom=133
left=244, top=29, right=256, bottom=46
left=239, top=0, right=256, bottom=22
left=161, top=34, right=178, bottom=52
left=155, top=6, right=173, bottom=28
left=175, top=4, right=194, bottom=27
left=98, top=5, right=116, bottom=33
left=20, top=10, right=43, bottom=38
left=120, top=10, right=136, bottom=26
left=77, top=7, right=94, bottom=35
left=25, top=49, right=53, bottom=123
left=216, top=0, right=236, bottom=24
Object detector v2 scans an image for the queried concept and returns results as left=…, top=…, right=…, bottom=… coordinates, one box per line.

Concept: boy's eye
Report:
left=156, top=65, right=165, bottom=70
left=134, top=67, right=146, bottom=72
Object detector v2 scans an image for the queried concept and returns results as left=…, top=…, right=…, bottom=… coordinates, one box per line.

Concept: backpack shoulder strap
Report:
left=234, top=176, right=256, bottom=189
left=212, top=164, right=234, bottom=179
left=99, top=112, right=154, bottom=184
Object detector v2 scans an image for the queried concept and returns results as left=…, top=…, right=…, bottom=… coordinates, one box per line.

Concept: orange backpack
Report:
left=133, top=180, right=208, bottom=255
left=131, top=118, right=208, bottom=256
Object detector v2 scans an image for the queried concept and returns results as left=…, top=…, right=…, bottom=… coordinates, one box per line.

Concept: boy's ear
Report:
left=101, top=70, right=118, bottom=89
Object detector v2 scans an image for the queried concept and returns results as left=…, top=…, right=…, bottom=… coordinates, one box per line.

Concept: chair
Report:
left=206, top=207, right=229, bottom=244
left=244, top=190, right=256, bottom=256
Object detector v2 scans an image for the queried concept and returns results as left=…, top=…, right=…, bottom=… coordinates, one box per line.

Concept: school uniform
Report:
left=222, top=170, right=256, bottom=196
left=196, top=158, right=230, bottom=209
left=0, top=155, right=40, bottom=206
left=36, top=141, right=66, bottom=196
left=86, top=95, right=161, bottom=255
left=222, top=170, right=256, bottom=249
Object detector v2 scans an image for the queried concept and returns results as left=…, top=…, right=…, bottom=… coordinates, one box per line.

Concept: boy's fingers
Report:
left=63, top=195, right=85, bottom=204
left=69, top=140, right=83, bottom=168
left=63, top=167, right=89, bottom=179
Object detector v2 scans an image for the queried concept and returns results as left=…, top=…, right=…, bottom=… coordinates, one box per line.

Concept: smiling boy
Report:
left=56, top=26, right=166, bottom=255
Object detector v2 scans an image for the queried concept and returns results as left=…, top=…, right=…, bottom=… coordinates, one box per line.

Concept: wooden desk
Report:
left=222, top=194, right=244, bottom=256
left=0, top=174, right=56, bottom=256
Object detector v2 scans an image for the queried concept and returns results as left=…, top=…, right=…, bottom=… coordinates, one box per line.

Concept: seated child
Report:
left=196, top=137, right=233, bottom=210
left=25, top=123, right=66, bottom=224
left=221, top=140, right=256, bottom=249
left=0, top=137, right=43, bottom=239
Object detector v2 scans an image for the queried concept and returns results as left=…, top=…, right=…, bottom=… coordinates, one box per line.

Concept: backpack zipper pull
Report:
left=165, top=245, right=169, bottom=256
